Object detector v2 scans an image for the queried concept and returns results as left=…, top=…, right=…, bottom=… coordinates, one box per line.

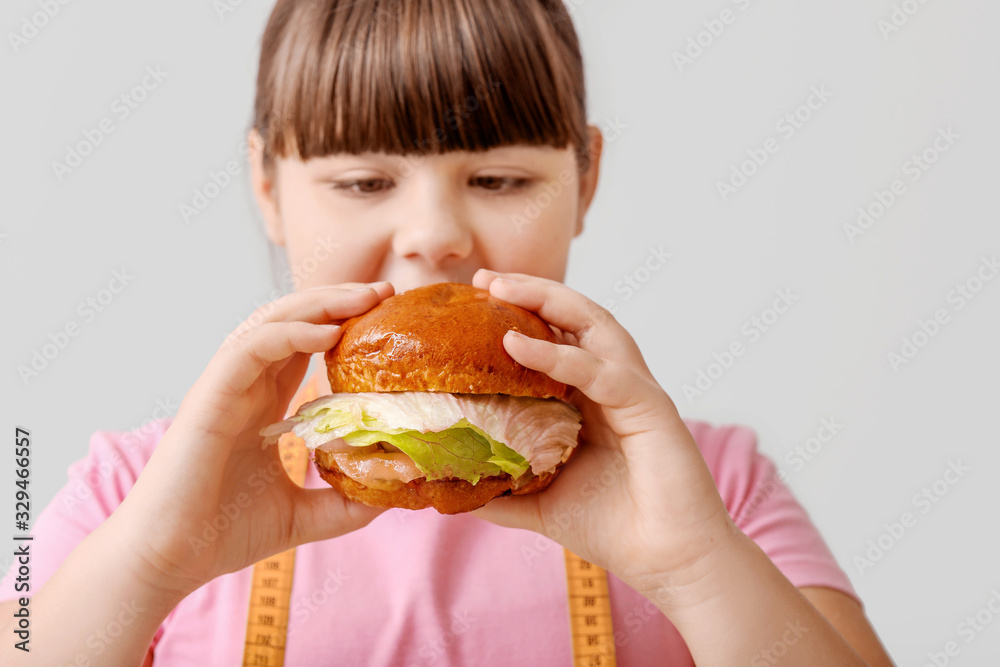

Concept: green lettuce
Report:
left=315, top=410, right=529, bottom=485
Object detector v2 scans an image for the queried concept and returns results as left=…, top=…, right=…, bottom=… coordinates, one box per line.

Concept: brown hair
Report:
left=252, top=0, right=590, bottom=174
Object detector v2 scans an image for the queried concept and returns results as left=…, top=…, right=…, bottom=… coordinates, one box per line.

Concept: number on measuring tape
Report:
left=564, top=550, right=617, bottom=666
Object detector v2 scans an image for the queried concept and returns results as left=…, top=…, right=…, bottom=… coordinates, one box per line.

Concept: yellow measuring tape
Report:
left=564, top=551, right=617, bottom=666
left=242, top=377, right=617, bottom=665
left=241, top=428, right=309, bottom=667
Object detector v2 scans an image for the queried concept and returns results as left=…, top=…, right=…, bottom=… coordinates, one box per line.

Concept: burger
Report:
left=260, top=282, right=582, bottom=514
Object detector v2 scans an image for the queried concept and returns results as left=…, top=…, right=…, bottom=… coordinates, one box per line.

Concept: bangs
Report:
left=254, top=0, right=589, bottom=169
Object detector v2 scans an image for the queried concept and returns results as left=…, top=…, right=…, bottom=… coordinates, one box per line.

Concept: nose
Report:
left=390, top=178, right=474, bottom=268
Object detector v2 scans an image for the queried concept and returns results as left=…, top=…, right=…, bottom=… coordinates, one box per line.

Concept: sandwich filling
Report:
left=260, top=392, right=581, bottom=487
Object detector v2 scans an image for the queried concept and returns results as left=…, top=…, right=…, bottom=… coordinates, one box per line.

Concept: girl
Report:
left=1, top=0, right=894, bottom=664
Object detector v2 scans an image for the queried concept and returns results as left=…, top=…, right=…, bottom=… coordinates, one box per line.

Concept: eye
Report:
left=331, top=178, right=394, bottom=194
left=471, top=176, right=530, bottom=192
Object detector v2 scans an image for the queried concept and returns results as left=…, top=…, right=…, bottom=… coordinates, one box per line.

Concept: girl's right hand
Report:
left=109, top=282, right=395, bottom=599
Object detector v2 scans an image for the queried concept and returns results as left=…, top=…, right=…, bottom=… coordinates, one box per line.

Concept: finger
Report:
left=231, top=282, right=394, bottom=339
left=216, top=322, right=343, bottom=397
left=474, top=270, right=651, bottom=377
left=289, top=486, right=387, bottom=545
left=264, top=350, right=297, bottom=382
left=272, top=350, right=315, bottom=412
left=471, top=493, right=544, bottom=534
left=300, top=281, right=395, bottom=299
left=473, top=447, right=630, bottom=548
left=266, top=282, right=393, bottom=323
left=503, top=330, right=651, bottom=413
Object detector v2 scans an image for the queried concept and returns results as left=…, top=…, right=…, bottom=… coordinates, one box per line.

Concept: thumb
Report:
left=471, top=494, right=546, bottom=535
left=289, top=487, right=387, bottom=545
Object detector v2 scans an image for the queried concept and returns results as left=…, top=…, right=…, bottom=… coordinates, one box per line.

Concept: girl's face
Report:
left=250, top=129, right=602, bottom=293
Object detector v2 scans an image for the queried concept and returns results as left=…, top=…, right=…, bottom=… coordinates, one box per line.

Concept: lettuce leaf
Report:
left=260, top=391, right=581, bottom=479
left=339, top=425, right=529, bottom=484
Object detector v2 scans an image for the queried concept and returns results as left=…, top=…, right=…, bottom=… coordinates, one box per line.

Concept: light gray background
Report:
left=2, top=1, right=998, bottom=662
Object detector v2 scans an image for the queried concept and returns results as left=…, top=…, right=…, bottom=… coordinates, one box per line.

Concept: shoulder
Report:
left=683, top=418, right=757, bottom=468
left=683, top=418, right=772, bottom=514
left=682, top=417, right=799, bottom=529
left=682, top=418, right=862, bottom=605
left=61, top=417, right=170, bottom=511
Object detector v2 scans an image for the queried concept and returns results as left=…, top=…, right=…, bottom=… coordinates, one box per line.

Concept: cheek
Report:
left=276, top=185, right=387, bottom=288
left=519, top=186, right=578, bottom=243
left=478, top=192, right=577, bottom=278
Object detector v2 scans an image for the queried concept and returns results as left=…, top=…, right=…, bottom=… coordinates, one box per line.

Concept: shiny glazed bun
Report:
left=326, top=282, right=569, bottom=400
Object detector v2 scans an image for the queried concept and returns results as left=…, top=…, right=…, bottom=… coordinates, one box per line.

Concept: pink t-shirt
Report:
left=1, top=371, right=859, bottom=665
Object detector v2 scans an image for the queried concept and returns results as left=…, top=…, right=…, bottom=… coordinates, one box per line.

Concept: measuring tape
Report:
left=565, top=551, right=618, bottom=666
left=242, top=375, right=617, bottom=665
left=241, top=383, right=315, bottom=667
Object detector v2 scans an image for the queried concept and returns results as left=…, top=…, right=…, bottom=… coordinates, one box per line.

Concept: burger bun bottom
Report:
left=313, top=447, right=568, bottom=515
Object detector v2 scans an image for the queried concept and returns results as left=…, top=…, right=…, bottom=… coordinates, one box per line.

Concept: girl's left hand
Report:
left=470, top=269, right=738, bottom=599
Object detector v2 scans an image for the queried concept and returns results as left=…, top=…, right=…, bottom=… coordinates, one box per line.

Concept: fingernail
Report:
left=319, top=324, right=341, bottom=332
left=351, top=287, right=374, bottom=292
left=360, top=281, right=392, bottom=290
